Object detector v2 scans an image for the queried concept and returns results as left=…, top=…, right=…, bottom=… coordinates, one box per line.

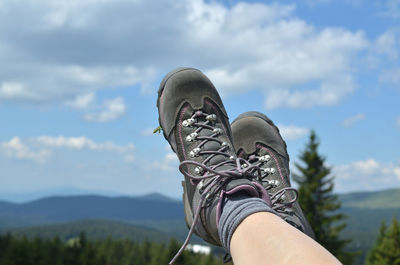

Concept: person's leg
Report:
left=229, top=112, right=340, bottom=264
left=230, top=212, right=342, bottom=265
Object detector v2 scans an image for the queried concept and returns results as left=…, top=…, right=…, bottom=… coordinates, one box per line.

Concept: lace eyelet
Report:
left=194, top=166, right=204, bottom=175
left=186, top=132, right=198, bottom=142
left=189, top=147, right=201, bottom=157
left=206, top=114, right=217, bottom=121
left=212, top=128, right=222, bottom=135
left=182, top=118, right=195, bottom=127
left=263, top=167, right=276, bottom=174
left=259, top=155, right=271, bottom=162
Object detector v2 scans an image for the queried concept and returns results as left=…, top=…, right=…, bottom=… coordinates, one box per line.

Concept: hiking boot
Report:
left=156, top=68, right=271, bottom=263
left=231, top=111, right=315, bottom=238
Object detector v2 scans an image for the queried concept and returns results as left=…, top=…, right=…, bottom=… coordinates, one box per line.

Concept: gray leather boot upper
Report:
left=156, top=69, right=271, bottom=262
left=231, top=111, right=315, bottom=239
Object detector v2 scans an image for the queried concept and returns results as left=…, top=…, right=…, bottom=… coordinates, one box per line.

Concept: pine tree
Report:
left=293, top=130, right=357, bottom=264
left=367, top=218, right=400, bottom=265
left=366, top=220, right=387, bottom=265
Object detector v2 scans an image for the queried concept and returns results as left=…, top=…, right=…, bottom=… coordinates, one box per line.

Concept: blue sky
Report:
left=0, top=0, right=399, bottom=201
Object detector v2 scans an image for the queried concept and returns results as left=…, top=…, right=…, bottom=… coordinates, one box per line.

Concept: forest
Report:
left=0, top=233, right=225, bottom=265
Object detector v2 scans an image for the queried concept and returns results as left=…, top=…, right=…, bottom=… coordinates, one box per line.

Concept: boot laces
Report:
left=169, top=110, right=262, bottom=264
left=247, top=154, right=301, bottom=226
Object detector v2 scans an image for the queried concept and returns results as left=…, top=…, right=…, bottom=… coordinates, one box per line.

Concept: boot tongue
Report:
left=225, top=179, right=272, bottom=206
left=224, top=179, right=260, bottom=197
left=203, top=140, right=226, bottom=163
left=199, top=128, right=235, bottom=171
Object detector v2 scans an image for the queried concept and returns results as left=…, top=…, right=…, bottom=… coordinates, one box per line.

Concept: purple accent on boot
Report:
left=178, top=105, right=190, bottom=160
left=257, top=144, right=285, bottom=184
left=216, top=190, right=225, bottom=227
left=205, top=99, right=229, bottom=136
left=225, top=184, right=259, bottom=197
left=252, top=181, right=272, bottom=205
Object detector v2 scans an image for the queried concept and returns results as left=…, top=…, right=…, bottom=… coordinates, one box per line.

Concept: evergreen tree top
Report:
left=293, top=130, right=358, bottom=265
left=367, top=217, right=400, bottom=265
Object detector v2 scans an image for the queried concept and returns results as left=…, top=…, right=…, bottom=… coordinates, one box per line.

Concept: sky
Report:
left=0, top=0, right=399, bottom=201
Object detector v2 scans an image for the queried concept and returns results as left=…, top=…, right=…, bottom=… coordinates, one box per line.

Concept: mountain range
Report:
left=0, top=193, right=183, bottom=229
left=0, top=189, right=399, bottom=265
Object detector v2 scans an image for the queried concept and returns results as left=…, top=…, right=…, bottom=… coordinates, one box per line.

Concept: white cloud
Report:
left=151, top=152, right=179, bottom=172
left=65, top=94, right=129, bottom=122
left=345, top=159, right=379, bottom=175
left=141, top=128, right=156, bottom=136
left=36, top=135, right=134, bottom=152
left=65, top=92, right=95, bottom=109
left=0, top=136, right=134, bottom=163
left=59, top=66, right=156, bottom=93
left=306, top=0, right=332, bottom=7
left=83, top=97, right=126, bottom=122
left=375, top=30, right=398, bottom=60
left=0, top=63, right=155, bottom=104
left=0, top=82, right=43, bottom=102
left=278, top=125, right=309, bottom=141
left=264, top=75, right=356, bottom=109
left=334, top=158, right=400, bottom=192
left=380, top=67, right=400, bottom=85
left=124, top=154, right=135, bottom=163
left=379, top=0, right=400, bottom=18
left=374, top=30, right=400, bottom=85
left=367, top=29, right=400, bottom=69
left=0, top=137, right=50, bottom=163
left=342, top=113, right=366, bottom=127
left=0, top=0, right=367, bottom=109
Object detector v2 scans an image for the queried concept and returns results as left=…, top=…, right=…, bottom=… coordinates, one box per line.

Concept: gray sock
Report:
left=218, top=192, right=274, bottom=253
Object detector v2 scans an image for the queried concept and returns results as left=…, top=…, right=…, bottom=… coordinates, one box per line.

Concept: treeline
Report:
left=366, top=218, right=400, bottom=265
left=0, top=233, right=225, bottom=265
left=293, top=131, right=400, bottom=265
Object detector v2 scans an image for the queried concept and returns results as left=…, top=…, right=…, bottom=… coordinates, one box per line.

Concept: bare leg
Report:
left=230, top=212, right=342, bottom=265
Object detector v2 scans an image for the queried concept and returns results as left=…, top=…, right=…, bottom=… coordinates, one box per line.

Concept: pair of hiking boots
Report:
left=156, top=68, right=314, bottom=262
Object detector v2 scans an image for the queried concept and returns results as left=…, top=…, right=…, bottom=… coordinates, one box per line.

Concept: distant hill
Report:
left=5, top=219, right=173, bottom=242
left=337, top=189, right=400, bottom=265
left=136, top=192, right=179, bottom=202
left=0, top=187, right=124, bottom=203
left=1, top=190, right=399, bottom=231
left=339, top=189, right=400, bottom=209
left=1, top=189, right=400, bottom=265
left=0, top=194, right=183, bottom=229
